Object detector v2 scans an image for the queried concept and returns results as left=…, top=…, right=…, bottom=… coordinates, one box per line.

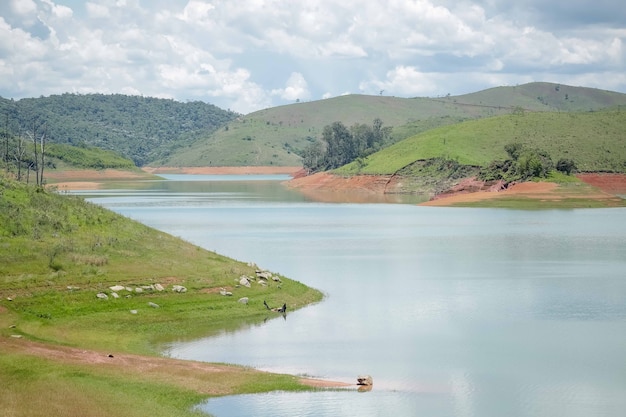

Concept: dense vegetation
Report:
left=0, top=93, right=238, bottom=166
left=302, top=119, right=391, bottom=173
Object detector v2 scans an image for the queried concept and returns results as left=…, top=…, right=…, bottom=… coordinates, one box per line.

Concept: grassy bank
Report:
left=0, top=175, right=325, bottom=416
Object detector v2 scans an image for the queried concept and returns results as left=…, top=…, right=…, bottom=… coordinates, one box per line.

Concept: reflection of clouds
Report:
left=451, top=370, right=475, bottom=417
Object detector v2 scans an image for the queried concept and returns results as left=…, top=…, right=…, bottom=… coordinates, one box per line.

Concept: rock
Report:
left=148, top=302, right=160, bottom=308
left=130, top=310, right=138, bottom=314
left=271, top=275, right=282, bottom=282
left=256, top=271, right=272, bottom=280
left=154, top=284, right=165, bottom=291
left=238, top=297, right=249, bottom=304
left=96, top=293, right=108, bottom=300
left=134, top=287, right=143, bottom=293
left=239, top=276, right=251, bottom=288
left=109, top=285, right=125, bottom=292
left=67, top=286, right=80, bottom=291
left=10, top=334, right=22, bottom=338
left=125, top=287, right=133, bottom=292
left=220, top=288, right=233, bottom=296
left=357, top=375, right=373, bottom=386
left=172, top=285, right=187, bottom=293
left=258, top=280, right=267, bottom=286
left=6, top=297, right=13, bottom=301
left=141, top=285, right=155, bottom=291
left=9, top=325, right=16, bottom=329
left=111, top=292, right=120, bottom=299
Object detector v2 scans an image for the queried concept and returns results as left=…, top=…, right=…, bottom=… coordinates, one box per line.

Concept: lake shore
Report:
left=46, top=166, right=626, bottom=204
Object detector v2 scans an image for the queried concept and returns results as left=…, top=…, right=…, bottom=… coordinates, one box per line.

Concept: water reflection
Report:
left=81, top=175, right=626, bottom=417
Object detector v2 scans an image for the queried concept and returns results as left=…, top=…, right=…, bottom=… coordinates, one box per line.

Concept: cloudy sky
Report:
left=1, top=0, right=624, bottom=114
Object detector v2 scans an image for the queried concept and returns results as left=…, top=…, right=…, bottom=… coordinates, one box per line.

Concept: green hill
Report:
left=160, top=82, right=626, bottom=167
left=0, top=94, right=238, bottom=166
left=336, top=108, right=626, bottom=175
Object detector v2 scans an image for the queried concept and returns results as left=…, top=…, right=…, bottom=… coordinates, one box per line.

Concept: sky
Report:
left=0, top=0, right=624, bottom=114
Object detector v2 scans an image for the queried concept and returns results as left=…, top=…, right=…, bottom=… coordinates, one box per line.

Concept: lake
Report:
left=77, top=174, right=626, bottom=417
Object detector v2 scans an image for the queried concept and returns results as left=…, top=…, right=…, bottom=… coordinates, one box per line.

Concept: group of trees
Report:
left=302, top=118, right=391, bottom=173
left=2, top=115, right=48, bottom=186
left=479, top=143, right=577, bottom=182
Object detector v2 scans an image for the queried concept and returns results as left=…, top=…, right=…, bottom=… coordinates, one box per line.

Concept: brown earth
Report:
left=0, top=336, right=351, bottom=392
left=288, top=171, right=626, bottom=206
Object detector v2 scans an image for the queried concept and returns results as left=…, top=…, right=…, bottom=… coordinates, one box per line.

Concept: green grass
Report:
left=161, top=82, right=626, bottom=167
left=0, top=175, right=326, bottom=416
left=336, top=109, right=626, bottom=175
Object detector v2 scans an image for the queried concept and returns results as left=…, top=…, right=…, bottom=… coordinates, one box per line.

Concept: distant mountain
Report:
left=160, top=82, right=626, bottom=167
left=2, top=83, right=625, bottom=169
left=0, top=93, right=238, bottom=166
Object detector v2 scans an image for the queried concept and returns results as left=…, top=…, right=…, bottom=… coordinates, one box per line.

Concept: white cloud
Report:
left=85, top=2, right=110, bottom=18
left=0, top=0, right=623, bottom=113
left=272, top=72, right=311, bottom=101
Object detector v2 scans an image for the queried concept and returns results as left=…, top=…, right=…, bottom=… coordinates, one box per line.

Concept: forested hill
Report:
left=0, top=94, right=238, bottom=166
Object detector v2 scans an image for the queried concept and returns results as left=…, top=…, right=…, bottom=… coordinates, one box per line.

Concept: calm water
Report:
left=77, top=175, right=626, bottom=417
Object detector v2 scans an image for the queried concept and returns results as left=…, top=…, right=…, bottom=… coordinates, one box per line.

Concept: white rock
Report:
left=111, top=292, right=120, bottom=299
left=239, top=276, right=251, bottom=288
left=135, top=288, right=143, bottom=293
left=172, top=285, right=187, bottom=293
left=238, top=297, right=249, bottom=304
left=154, top=284, right=165, bottom=291
left=130, top=310, right=138, bottom=314
left=109, top=285, right=125, bottom=292
left=96, top=293, right=108, bottom=300
left=148, top=302, right=160, bottom=308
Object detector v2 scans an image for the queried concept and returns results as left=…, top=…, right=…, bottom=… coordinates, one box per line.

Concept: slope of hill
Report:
left=336, top=108, right=626, bottom=176
left=160, top=82, right=626, bottom=167
left=0, top=94, right=238, bottom=166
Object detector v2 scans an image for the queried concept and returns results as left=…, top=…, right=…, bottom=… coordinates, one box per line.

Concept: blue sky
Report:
left=1, top=0, right=624, bottom=113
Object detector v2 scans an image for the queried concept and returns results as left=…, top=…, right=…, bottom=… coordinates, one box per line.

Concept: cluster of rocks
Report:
left=94, top=283, right=186, bottom=301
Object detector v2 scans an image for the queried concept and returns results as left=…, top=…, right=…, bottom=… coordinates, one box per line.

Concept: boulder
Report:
left=154, top=284, right=165, bottom=292
left=134, top=287, right=143, bottom=293
left=96, top=293, right=108, bottom=300
left=148, top=302, right=160, bottom=308
left=109, top=285, right=125, bottom=292
left=220, top=288, right=233, bottom=296
left=239, top=276, right=251, bottom=288
left=111, top=292, right=120, bottom=299
left=172, top=285, right=187, bottom=293
left=256, top=271, right=272, bottom=280
left=238, top=297, right=249, bottom=304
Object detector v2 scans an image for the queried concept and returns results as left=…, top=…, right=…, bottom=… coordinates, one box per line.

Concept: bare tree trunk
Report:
left=31, top=120, right=39, bottom=186
left=39, top=124, right=47, bottom=186
left=13, top=134, right=26, bottom=181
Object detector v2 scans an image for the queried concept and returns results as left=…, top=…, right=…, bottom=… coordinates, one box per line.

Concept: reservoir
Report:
left=77, top=174, right=626, bottom=417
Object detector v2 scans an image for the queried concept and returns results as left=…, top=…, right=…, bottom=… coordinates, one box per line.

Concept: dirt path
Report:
left=0, top=336, right=351, bottom=393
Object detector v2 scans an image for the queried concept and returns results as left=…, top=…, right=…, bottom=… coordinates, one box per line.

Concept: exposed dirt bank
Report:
left=576, top=173, right=626, bottom=194
left=0, top=336, right=351, bottom=393
left=142, top=166, right=302, bottom=175
left=287, top=171, right=626, bottom=206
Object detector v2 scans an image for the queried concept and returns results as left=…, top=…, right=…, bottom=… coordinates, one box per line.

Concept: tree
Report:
left=556, top=158, right=577, bottom=175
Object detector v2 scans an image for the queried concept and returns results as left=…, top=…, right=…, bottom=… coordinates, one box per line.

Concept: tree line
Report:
left=302, top=118, right=391, bottom=173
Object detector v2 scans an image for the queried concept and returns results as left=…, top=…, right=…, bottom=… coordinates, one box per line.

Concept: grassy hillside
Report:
left=161, top=82, right=626, bottom=167
left=0, top=176, right=321, bottom=352
left=336, top=108, right=626, bottom=175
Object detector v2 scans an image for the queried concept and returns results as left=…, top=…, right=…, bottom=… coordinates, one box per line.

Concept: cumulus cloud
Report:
left=272, top=72, right=311, bottom=102
left=0, top=0, right=623, bottom=113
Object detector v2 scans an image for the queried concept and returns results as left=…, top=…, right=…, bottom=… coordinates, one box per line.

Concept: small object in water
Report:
left=357, top=375, right=373, bottom=386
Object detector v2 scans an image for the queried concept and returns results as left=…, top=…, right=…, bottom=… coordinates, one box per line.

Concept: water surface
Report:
left=78, top=175, right=626, bottom=417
